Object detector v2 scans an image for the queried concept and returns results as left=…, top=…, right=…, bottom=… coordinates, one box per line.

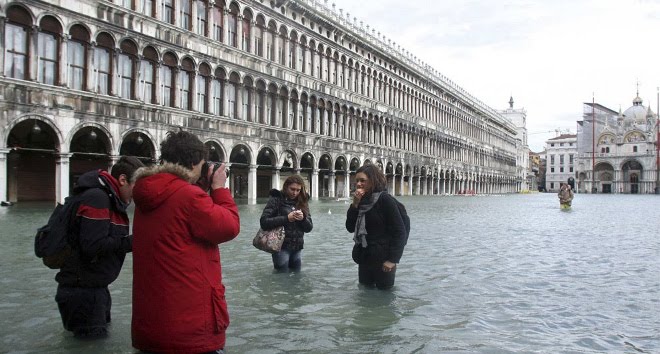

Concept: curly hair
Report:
left=159, top=131, right=207, bottom=169
left=282, top=174, right=310, bottom=215
left=356, top=163, right=387, bottom=193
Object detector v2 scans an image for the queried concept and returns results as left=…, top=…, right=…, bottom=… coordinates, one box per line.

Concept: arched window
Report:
left=180, top=0, right=192, bottom=30
left=297, top=39, right=305, bottom=73
left=38, top=16, right=62, bottom=85
left=289, top=33, right=297, bottom=70
left=212, top=2, right=224, bottom=42
left=242, top=77, right=253, bottom=120
left=67, top=25, right=89, bottom=90
left=196, top=1, right=207, bottom=36
left=266, top=23, right=276, bottom=61
left=197, top=63, right=211, bottom=113
left=160, top=52, right=177, bottom=107
left=4, top=6, right=31, bottom=79
left=94, top=33, right=114, bottom=95
left=139, top=46, right=158, bottom=104
left=118, top=39, right=138, bottom=99
left=277, top=29, right=285, bottom=64
left=256, top=81, right=266, bottom=123
left=180, top=57, right=195, bottom=110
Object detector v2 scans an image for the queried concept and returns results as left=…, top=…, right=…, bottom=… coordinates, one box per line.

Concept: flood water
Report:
left=1, top=193, right=658, bottom=353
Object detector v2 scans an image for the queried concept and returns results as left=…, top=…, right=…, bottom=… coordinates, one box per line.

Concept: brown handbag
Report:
left=252, top=226, right=286, bottom=253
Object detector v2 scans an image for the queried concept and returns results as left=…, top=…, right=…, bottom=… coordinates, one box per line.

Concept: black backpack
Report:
left=394, top=198, right=411, bottom=240
left=34, top=195, right=81, bottom=269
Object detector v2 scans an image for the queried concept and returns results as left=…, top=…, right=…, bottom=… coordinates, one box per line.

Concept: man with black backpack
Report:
left=54, top=156, right=144, bottom=338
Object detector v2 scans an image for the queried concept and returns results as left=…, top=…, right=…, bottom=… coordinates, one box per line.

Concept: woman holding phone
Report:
left=260, top=175, right=313, bottom=271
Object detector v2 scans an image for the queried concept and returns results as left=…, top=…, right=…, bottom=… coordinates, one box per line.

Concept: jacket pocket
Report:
left=211, top=284, right=230, bottom=333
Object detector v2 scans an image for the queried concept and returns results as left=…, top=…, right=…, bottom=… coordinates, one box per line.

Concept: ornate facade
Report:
left=576, top=93, right=659, bottom=194
left=0, top=0, right=518, bottom=204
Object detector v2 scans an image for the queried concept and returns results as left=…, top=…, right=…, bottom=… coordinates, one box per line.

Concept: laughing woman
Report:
left=260, top=175, right=313, bottom=271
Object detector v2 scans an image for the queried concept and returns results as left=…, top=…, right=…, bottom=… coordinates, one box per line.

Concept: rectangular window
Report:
left=162, top=0, right=174, bottom=24
left=196, top=2, right=207, bottom=36
left=212, top=80, right=222, bottom=115
left=68, top=41, right=85, bottom=90
left=560, top=167, right=564, bottom=173
left=242, top=19, right=250, bottom=51
left=160, top=66, right=173, bottom=106
left=570, top=167, right=573, bottom=172
left=94, top=47, right=111, bottom=95
left=197, top=77, right=207, bottom=113
left=181, top=0, right=192, bottom=30
left=4, top=24, right=28, bottom=79
left=569, top=154, right=574, bottom=164
left=550, top=155, right=555, bottom=165
left=266, top=34, right=273, bottom=61
left=118, top=54, right=133, bottom=99
left=255, top=92, right=263, bottom=121
left=255, top=27, right=263, bottom=57
left=550, top=182, right=554, bottom=189
left=38, top=33, right=58, bottom=85
left=139, top=60, right=154, bottom=103
left=122, top=0, right=132, bottom=9
left=180, top=71, right=190, bottom=109
left=560, top=154, right=564, bottom=165
left=242, top=88, right=249, bottom=118
left=228, top=16, right=237, bottom=48
left=227, top=84, right=236, bottom=118
left=560, top=143, right=564, bottom=146
left=212, top=7, right=223, bottom=42
left=550, top=167, right=555, bottom=173
left=143, top=0, right=153, bottom=16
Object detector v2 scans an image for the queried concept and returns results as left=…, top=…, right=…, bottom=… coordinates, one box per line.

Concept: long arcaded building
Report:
left=0, top=0, right=518, bottom=204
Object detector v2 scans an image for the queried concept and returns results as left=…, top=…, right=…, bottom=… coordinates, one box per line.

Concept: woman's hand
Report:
left=288, top=210, right=304, bottom=222
left=352, top=188, right=365, bottom=208
left=382, top=261, right=396, bottom=273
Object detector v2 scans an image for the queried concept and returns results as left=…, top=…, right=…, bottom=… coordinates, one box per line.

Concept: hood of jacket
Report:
left=132, top=163, right=199, bottom=212
left=73, top=169, right=125, bottom=209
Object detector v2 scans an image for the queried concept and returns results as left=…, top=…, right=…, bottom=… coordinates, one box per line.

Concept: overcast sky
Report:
left=328, top=0, right=660, bottom=152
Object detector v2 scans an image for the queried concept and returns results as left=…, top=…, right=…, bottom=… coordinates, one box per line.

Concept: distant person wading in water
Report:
left=558, top=183, right=574, bottom=208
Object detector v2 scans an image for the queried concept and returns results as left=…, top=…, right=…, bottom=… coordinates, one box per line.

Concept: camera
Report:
left=196, top=161, right=222, bottom=191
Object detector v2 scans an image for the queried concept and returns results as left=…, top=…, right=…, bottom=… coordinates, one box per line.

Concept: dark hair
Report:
left=159, top=131, right=207, bottom=169
left=356, top=164, right=387, bottom=193
left=282, top=174, right=309, bottom=215
left=111, top=156, right=145, bottom=182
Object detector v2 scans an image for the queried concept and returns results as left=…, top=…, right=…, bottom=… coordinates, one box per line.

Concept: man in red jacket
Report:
left=131, top=131, right=240, bottom=354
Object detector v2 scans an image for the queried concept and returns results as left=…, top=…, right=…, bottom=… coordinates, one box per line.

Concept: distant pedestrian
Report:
left=346, top=164, right=408, bottom=290
left=55, top=156, right=144, bottom=338
left=260, top=175, right=313, bottom=271
left=558, top=183, right=574, bottom=209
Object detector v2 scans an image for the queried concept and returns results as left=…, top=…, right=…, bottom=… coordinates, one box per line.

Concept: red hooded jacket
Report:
left=131, top=164, right=240, bottom=353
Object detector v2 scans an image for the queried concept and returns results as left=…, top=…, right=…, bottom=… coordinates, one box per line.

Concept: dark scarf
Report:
left=353, top=192, right=382, bottom=248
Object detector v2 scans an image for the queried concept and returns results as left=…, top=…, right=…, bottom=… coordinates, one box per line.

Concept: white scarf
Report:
left=353, top=192, right=382, bottom=248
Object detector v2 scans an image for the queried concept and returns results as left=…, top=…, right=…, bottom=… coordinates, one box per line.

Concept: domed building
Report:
left=576, top=90, right=659, bottom=194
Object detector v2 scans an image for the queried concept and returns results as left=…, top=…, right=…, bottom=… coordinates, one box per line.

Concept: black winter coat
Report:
left=346, top=192, right=407, bottom=265
left=55, top=170, right=132, bottom=287
left=260, top=189, right=313, bottom=251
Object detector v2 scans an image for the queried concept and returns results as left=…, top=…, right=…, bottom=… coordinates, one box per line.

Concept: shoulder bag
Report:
left=252, top=226, right=285, bottom=253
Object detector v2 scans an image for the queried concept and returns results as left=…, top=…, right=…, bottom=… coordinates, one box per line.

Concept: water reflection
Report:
left=1, top=194, right=659, bottom=353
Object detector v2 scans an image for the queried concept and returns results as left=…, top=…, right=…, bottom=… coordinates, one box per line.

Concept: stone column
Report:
left=207, top=1, right=215, bottom=38
left=191, top=70, right=199, bottom=112
left=344, top=168, right=351, bottom=198
left=283, top=36, right=290, bottom=68
left=272, top=167, right=280, bottom=190
left=29, top=26, right=39, bottom=81
left=311, top=169, right=319, bottom=200
left=0, top=150, right=7, bottom=203
left=222, top=79, right=230, bottom=117
left=56, top=153, right=72, bottom=204
left=0, top=17, right=5, bottom=77
left=250, top=20, right=256, bottom=54
left=398, top=173, right=405, bottom=196
left=59, top=34, right=69, bottom=87
left=153, top=62, right=162, bottom=105
left=236, top=15, right=244, bottom=49
left=328, top=172, right=336, bottom=198
left=235, top=83, right=243, bottom=120
left=172, top=66, right=180, bottom=108
left=223, top=9, right=230, bottom=44
left=248, top=164, right=257, bottom=205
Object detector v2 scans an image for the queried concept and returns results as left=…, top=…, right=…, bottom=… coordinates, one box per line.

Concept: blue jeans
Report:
left=272, top=248, right=302, bottom=270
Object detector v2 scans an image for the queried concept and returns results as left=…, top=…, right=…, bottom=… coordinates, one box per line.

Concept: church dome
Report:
left=623, top=95, right=647, bottom=122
